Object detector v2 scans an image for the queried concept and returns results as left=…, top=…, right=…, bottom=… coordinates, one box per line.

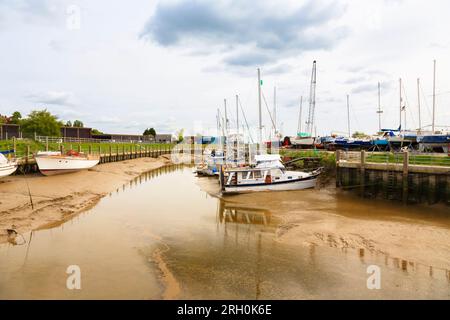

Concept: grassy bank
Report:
left=0, top=139, right=174, bottom=158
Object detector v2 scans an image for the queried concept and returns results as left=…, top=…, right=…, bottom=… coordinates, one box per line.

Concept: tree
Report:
left=143, top=127, right=156, bottom=137
left=73, top=120, right=84, bottom=128
left=176, top=128, right=184, bottom=143
left=65, top=120, right=73, bottom=127
left=10, top=111, right=22, bottom=124
left=21, top=109, right=62, bottom=138
left=92, top=128, right=103, bottom=135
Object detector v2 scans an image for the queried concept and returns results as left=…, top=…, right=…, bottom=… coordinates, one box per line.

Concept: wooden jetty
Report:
left=336, top=150, right=450, bottom=204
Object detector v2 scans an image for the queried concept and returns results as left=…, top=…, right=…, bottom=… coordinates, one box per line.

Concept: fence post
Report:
left=78, top=144, right=81, bottom=153
left=60, top=144, right=64, bottom=155
left=13, top=137, right=16, bottom=154
left=46, top=136, right=49, bottom=151
left=402, top=150, right=409, bottom=204
left=88, top=145, right=92, bottom=155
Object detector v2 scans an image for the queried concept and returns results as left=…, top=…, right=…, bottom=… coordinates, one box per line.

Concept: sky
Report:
left=0, top=0, right=449, bottom=138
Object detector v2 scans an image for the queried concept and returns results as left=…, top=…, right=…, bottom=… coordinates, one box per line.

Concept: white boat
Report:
left=0, top=153, right=18, bottom=178
left=35, top=150, right=99, bottom=176
left=195, top=150, right=225, bottom=176
left=290, top=136, right=315, bottom=148
left=220, top=154, right=320, bottom=194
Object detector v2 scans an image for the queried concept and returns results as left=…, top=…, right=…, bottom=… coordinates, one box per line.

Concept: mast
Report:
left=257, top=68, right=262, bottom=148
left=236, top=94, right=239, bottom=135
left=273, top=86, right=277, bottom=136
left=377, top=82, right=383, bottom=132
left=297, top=96, right=303, bottom=134
left=432, top=59, right=436, bottom=133
left=417, top=78, right=421, bottom=133
left=306, top=61, right=317, bottom=136
left=224, top=98, right=228, bottom=137
left=399, top=78, right=402, bottom=131
left=347, top=94, right=351, bottom=137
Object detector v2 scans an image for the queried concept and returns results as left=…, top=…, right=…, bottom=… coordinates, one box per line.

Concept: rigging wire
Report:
left=238, top=96, right=255, bottom=144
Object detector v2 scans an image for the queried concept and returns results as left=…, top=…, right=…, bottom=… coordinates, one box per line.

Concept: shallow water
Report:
left=0, top=165, right=449, bottom=299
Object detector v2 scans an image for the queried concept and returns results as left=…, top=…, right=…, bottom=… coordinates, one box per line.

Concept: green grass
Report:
left=280, top=149, right=336, bottom=169
left=0, top=139, right=174, bottom=158
left=365, top=152, right=450, bottom=167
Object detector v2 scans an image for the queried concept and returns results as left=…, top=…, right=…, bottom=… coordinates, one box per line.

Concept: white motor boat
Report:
left=220, top=154, right=320, bottom=194
left=35, top=150, right=100, bottom=176
left=0, top=153, right=18, bottom=178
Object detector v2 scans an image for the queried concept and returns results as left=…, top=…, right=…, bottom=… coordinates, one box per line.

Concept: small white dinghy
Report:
left=0, top=153, right=18, bottom=178
left=35, top=150, right=100, bottom=176
left=220, top=154, right=321, bottom=194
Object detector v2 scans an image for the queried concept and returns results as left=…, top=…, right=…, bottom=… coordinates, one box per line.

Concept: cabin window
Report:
left=254, top=171, right=262, bottom=179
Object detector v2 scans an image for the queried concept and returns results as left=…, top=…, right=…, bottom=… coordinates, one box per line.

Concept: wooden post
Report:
left=402, top=150, right=409, bottom=203
left=89, top=145, right=92, bottom=155
left=335, top=150, right=341, bottom=187
left=46, top=136, right=49, bottom=151
left=78, top=144, right=81, bottom=153
left=360, top=150, right=366, bottom=196
left=60, top=144, right=64, bottom=154
left=26, top=145, right=30, bottom=164
left=13, top=137, right=16, bottom=154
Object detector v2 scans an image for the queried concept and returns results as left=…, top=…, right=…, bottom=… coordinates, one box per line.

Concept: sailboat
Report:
left=35, top=150, right=99, bottom=176
left=0, top=153, right=18, bottom=178
left=417, top=60, right=450, bottom=153
left=220, top=66, right=321, bottom=194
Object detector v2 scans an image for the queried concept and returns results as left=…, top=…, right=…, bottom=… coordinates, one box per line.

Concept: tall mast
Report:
left=399, top=78, right=402, bottom=131
left=273, top=86, right=277, bottom=136
left=432, top=59, right=436, bottom=133
left=306, top=61, right=317, bottom=136
left=224, top=98, right=228, bottom=137
left=236, top=94, right=239, bottom=135
left=377, top=82, right=383, bottom=132
left=417, top=78, right=421, bottom=133
left=297, top=96, right=303, bottom=134
left=347, top=94, right=351, bottom=137
left=257, top=68, right=262, bottom=147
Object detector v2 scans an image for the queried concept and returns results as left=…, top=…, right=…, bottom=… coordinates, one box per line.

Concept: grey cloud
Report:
left=26, top=91, right=76, bottom=106
left=141, top=0, right=348, bottom=67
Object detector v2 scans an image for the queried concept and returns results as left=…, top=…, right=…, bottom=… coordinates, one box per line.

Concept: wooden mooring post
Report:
left=360, top=150, right=366, bottom=196
left=402, top=151, right=409, bottom=203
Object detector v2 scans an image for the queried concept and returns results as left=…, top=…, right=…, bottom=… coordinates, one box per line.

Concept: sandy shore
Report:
left=197, top=178, right=450, bottom=272
left=0, top=156, right=172, bottom=244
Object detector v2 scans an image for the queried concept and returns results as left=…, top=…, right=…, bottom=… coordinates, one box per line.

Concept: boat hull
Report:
left=36, top=156, right=99, bottom=176
left=223, top=176, right=317, bottom=194
left=0, top=163, right=18, bottom=178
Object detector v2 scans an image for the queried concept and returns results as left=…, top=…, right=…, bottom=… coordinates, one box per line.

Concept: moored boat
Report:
left=0, top=153, right=18, bottom=178
left=35, top=150, right=100, bottom=176
left=220, top=154, right=320, bottom=194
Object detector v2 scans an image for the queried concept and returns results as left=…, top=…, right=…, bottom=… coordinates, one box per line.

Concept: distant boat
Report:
left=35, top=150, right=99, bottom=176
left=0, top=153, right=18, bottom=178
left=417, top=133, right=450, bottom=153
left=220, top=154, right=320, bottom=194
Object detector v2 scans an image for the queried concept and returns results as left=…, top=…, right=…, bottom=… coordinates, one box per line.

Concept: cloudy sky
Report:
left=0, top=0, right=449, bottom=137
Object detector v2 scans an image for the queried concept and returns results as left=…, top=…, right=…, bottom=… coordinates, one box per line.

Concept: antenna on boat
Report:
left=432, top=59, right=436, bottom=133
left=377, top=82, right=383, bottom=132
left=347, top=94, right=351, bottom=137
left=417, top=78, right=421, bottom=133
left=297, top=96, right=303, bottom=134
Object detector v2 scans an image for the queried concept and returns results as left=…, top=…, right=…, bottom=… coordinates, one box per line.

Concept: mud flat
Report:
left=0, top=156, right=172, bottom=244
